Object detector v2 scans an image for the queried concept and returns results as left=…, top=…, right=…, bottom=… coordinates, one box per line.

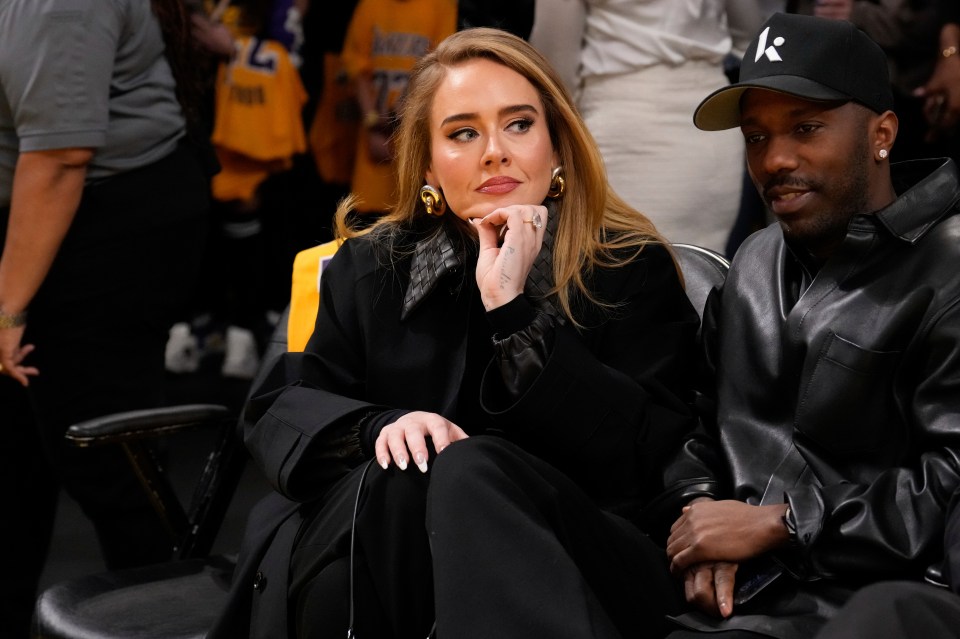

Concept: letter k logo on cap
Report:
left=755, top=27, right=786, bottom=63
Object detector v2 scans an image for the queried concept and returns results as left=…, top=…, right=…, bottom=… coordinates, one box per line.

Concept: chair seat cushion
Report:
left=33, top=557, right=235, bottom=639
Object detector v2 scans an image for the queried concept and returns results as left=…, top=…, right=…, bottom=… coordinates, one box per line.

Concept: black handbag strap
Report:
left=347, top=459, right=375, bottom=639
left=345, top=460, right=438, bottom=639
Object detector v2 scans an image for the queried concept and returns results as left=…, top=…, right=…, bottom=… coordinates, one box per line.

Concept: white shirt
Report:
left=579, top=0, right=760, bottom=77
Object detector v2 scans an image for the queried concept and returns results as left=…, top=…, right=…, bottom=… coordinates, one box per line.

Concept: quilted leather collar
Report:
left=400, top=201, right=559, bottom=320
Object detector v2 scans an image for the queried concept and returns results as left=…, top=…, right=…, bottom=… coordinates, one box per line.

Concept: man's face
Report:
left=740, top=90, right=875, bottom=258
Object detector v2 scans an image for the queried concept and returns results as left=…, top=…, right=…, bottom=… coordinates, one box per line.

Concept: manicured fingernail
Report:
left=397, top=456, right=408, bottom=471
left=379, top=457, right=389, bottom=470
left=415, top=452, right=428, bottom=473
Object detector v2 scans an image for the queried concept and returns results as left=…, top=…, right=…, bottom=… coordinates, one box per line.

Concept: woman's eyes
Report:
left=446, top=118, right=535, bottom=142
left=449, top=128, right=479, bottom=142
left=507, top=117, right=534, bottom=133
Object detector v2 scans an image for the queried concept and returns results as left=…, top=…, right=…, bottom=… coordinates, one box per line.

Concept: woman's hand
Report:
left=914, top=25, right=960, bottom=142
left=0, top=324, right=38, bottom=386
left=474, top=204, right=548, bottom=311
left=374, top=411, right=468, bottom=472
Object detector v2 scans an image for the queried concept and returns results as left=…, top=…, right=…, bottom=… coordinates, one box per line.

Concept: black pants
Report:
left=814, top=581, right=960, bottom=639
left=292, top=436, right=685, bottom=639
left=0, top=142, right=208, bottom=637
left=0, top=377, right=58, bottom=639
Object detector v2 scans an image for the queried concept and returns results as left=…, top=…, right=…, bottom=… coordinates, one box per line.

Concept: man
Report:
left=661, top=12, right=960, bottom=638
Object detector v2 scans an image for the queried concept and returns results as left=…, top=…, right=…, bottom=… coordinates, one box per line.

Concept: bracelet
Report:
left=944, top=45, right=959, bottom=59
left=0, top=308, right=27, bottom=329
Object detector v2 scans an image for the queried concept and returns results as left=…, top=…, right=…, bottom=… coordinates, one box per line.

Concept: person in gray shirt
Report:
left=0, top=1, right=211, bottom=635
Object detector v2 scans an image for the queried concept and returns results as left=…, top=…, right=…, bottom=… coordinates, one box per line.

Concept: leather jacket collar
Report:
left=873, top=158, right=960, bottom=244
left=400, top=201, right=559, bottom=320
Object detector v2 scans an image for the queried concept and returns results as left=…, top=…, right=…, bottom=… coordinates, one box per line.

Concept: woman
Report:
left=572, top=0, right=761, bottom=254
left=216, top=27, right=698, bottom=638
left=0, top=0, right=209, bottom=633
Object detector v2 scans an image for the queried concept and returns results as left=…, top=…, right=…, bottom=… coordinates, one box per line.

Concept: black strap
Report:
left=345, top=460, right=438, bottom=639
left=347, top=459, right=375, bottom=639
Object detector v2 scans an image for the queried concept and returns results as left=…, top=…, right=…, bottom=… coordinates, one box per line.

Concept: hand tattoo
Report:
left=499, top=246, right=515, bottom=289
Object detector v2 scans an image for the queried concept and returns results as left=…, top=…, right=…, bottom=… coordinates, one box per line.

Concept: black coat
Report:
left=210, top=225, right=700, bottom=638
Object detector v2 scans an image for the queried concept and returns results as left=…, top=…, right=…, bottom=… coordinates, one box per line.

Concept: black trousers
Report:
left=292, top=436, right=685, bottom=639
left=0, top=377, right=57, bottom=639
left=0, top=142, right=208, bottom=638
left=291, top=455, right=443, bottom=639
left=814, top=581, right=960, bottom=639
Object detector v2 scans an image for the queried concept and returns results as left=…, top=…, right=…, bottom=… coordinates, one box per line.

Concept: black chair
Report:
left=32, top=309, right=290, bottom=639
left=32, top=245, right=729, bottom=639
left=672, top=243, right=729, bottom=319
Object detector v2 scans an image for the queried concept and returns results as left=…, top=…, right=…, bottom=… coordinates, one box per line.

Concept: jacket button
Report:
left=253, top=571, right=266, bottom=592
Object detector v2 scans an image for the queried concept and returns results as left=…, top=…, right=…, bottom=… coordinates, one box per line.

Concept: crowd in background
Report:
left=167, top=0, right=960, bottom=383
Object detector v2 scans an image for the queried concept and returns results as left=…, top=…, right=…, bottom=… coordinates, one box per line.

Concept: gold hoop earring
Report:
left=547, top=167, right=565, bottom=199
left=420, top=185, right=446, bottom=216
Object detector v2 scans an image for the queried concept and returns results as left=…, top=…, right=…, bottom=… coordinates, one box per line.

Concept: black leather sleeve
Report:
left=489, top=301, right=556, bottom=400
left=947, top=489, right=960, bottom=593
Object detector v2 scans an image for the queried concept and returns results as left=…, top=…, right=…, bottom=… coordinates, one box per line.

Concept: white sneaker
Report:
left=221, top=326, right=260, bottom=379
left=165, top=322, right=200, bottom=374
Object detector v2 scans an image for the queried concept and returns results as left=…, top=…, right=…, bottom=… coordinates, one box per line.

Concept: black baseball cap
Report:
left=694, top=13, right=894, bottom=131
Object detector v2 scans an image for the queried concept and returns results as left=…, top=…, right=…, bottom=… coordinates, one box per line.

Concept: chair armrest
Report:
left=65, top=404, right=233, bottom=447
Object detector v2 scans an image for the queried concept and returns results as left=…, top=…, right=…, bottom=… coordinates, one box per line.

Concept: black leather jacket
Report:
left=665, top=158, right=960, bottom=637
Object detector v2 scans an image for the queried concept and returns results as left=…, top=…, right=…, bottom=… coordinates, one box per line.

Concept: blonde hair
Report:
left=335, top=27, right=673, bottom=324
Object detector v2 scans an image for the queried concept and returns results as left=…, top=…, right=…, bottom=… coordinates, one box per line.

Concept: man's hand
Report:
left=683, top=561, right=738, bottom=618
left=667, top=499, right=790, bottom=572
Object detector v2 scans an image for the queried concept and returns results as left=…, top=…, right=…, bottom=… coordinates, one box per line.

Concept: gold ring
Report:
left=524, top=215, right=543, bottom=229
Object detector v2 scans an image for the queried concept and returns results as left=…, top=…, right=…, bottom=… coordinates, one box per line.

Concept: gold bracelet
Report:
left=943, top=45, right=959, bottom=59
left=0, top=309, right=27, bottom=329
